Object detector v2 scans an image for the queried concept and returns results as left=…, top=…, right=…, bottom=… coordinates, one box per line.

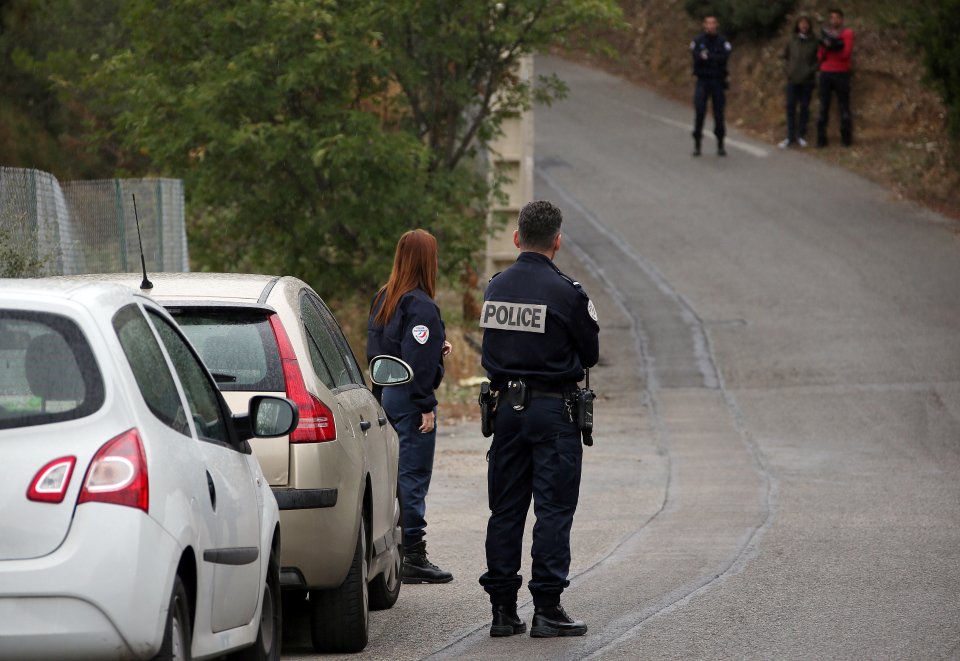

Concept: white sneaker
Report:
left=778, top=139, right=791, bottom=149
left=798, top=138, right=808, bottom=148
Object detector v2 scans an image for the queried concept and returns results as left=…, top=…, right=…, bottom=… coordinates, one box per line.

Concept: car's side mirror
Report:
left=369, top=355, right=413, bottom=386
left=234, top=396, right=299, bottom=443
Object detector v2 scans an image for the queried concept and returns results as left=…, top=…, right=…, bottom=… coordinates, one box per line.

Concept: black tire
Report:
left=228, top=549, right=282, bottom=661
left=369, top=486, right=403, bottom=611
left=153, top=574, right=192, bottom=661
left=309, top=515, right=369, bottom=652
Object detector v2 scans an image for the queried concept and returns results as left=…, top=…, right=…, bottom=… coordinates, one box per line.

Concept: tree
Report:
left=26, top=0, right=622, bottom=298
left=1, top=0, right=129, bottom=178
left=904, top=0, right=960, bottom=141
left=375, top=1, right=622, bottom=174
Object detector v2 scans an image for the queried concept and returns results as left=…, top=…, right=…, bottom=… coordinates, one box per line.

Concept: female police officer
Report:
left=367, top=229, right=453, bottom=584
left=479, top=200, right=600, bottom=637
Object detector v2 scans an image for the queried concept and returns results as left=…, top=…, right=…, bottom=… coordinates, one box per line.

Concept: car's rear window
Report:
left=0, top=311, right=105, bottom=430
left=167, top=309, right=283, bottom=392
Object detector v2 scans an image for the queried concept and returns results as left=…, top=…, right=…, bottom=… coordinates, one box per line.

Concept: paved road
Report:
left=285, top=56, right=960, bottom=659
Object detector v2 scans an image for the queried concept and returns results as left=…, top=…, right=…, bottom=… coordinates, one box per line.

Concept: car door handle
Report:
left=359, top=419, right=372, bottom=432
left=377, top=415, right=387, bottom=427
left=206, top=470, right=217, bottom=511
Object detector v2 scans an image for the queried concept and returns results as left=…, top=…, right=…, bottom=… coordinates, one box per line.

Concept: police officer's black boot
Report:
left=530, top=604, right=587, bottom=638
left=717, top=137, right=727, bottom=156
left=692, top=135, right=702, bottom=157
left=489, top=603, right=526, bottom=637
left=402, top=540, right=453, bottom=584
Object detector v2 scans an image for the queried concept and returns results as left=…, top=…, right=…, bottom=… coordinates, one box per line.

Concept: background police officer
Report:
left=690, top=15, right=732, bottom=156
left=478, top=200, right=600, bottom=638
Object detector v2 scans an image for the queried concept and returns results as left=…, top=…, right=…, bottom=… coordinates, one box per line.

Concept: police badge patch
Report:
left=587, top=299, right=598, bottom=322
left=412, top=324, right=430, bottom=344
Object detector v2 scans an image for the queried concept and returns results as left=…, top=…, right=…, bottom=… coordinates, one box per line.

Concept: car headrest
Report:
left=24, top=333, right=85, bottom=403
left=201, top=333, right=249, bottom=371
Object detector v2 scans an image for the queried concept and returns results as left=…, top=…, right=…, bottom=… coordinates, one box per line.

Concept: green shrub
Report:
left=902, top=0, right=960, bottom=140
left=683, top=0, right=795, bottom=39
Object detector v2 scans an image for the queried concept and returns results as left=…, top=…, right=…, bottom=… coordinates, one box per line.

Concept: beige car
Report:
left=70, top=273, right=404, bottom=653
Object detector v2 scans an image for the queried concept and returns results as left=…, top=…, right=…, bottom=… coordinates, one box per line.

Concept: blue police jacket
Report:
left=367, top=288, right=445, bottom=412
left=690, top=32, right=731, bottom=80
left=481, top=252, right=599, bottom=390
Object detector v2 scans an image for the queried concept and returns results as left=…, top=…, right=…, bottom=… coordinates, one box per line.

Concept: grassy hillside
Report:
left=568, top=0, right=960, bottom=220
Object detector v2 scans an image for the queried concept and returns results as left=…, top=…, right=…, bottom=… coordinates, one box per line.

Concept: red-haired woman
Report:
left=367, top=229, right=453, bottom=584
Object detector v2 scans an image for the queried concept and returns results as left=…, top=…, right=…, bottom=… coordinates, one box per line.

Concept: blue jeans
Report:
left=786, top=82, right=814, bottom=143
left=381, top=385, right=436, bottom=547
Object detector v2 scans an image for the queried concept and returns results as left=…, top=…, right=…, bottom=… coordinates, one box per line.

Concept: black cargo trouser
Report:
left=479, top=396, right=582, bottom=608
left=693, top=77, right=727, bottom=140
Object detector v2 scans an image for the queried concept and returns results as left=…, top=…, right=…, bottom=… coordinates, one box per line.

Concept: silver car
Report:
left=60, top=273, right=407, bottom=654
left=0, top=280, right=297, bottom=660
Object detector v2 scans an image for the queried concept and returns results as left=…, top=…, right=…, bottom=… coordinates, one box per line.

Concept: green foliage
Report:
left=0, top=0, right=129, bottom=178
left=0, top=223, right=58, bottom=277
left=11, top=0, right=622, bottom=299
left=902, top=0, right=960, bottom=140
left=683, top=0, right=794, bottom=39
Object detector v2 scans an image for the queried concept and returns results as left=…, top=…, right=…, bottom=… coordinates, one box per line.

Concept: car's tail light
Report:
left=27, top=456, right=77, bottom=504
left=78, top=428, right=149, bottom=512
left=269, top=315, right=337, bottom=443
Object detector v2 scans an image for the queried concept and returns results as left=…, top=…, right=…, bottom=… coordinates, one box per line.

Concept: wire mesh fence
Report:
left=0, top=167, right=189, bottom=277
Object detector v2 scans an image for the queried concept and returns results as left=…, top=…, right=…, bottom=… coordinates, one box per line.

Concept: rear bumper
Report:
left=0, top=596, right=130, bottom=660
left=0, top=504, right=179, bottom=660
left=271, top=487, right=337, bottom=510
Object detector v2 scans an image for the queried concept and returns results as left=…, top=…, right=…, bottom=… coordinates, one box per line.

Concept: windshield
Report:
left=167, top=309, right=283, bottom=392
left=0, top=311, right=105, bottom=429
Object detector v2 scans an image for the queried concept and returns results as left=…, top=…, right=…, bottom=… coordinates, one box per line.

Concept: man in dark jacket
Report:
left=780, top=16, right=819, bottom=148
left=690, top=15, right=732, bottom=156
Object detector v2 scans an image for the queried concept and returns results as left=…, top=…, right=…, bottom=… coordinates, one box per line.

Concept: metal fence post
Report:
left=114, top=179, right=129, bottom=271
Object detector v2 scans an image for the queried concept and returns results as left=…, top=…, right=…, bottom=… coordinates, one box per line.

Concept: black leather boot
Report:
left=692, top=135, right=702, bottom=156
left=530, top=604, right=587, bottom=638
left=717, top=137, right=727, bottom=156
left=402, top=540, right=453, bottom=584
left=489, top=603, right=526, bottom=637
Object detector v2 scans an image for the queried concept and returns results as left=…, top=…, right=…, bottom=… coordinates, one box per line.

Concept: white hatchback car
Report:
left=0, top=280, right=298, bottom=660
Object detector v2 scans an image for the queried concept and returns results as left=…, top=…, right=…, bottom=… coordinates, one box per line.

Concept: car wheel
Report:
left=369, top=486, right=403, bottom=610
left=309, top=514, right=369, bottom=652
left=153, top=574, right=191, bottom=661
left=228, top=548, right=282, bottom=661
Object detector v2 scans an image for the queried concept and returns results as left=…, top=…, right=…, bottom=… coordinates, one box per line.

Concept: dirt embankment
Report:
left=568, top=0, right=960, bottom=221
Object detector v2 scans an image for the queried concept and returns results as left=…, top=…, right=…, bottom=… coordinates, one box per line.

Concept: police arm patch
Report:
left=412, top=324, right=430, bottom=344
left=587, top=299, right=599, bottom=322
left=480, top=301, right=547, bottom=334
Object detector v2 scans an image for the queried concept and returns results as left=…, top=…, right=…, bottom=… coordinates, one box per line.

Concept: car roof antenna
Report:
left=131, top=193, right=154, bottom=291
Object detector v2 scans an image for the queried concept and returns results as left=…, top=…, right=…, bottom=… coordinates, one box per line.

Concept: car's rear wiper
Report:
left=210, top=372, right=238, bottom=383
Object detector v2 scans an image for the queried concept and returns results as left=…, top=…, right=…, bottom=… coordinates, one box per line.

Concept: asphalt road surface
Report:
left=284, top=56, right=960, bottom=659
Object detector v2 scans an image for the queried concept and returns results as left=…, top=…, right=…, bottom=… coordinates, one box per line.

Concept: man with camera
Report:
left=817, top=8, right=855, bottom=147
left=477, top=200, right=600, bottom=639
left=690, top=15, right=732, bottom=156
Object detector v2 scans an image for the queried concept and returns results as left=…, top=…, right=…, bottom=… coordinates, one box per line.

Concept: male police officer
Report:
left=478, top=200, right=600, bottom=638
left=690, top=15, right=732, bottom=156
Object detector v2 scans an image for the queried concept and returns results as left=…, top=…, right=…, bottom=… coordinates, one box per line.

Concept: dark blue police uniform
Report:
left=691, top=31, right=732, bottom=143
left=367, top=289, right=445, bottom=548
left=478, top=252, right=600, bottom=608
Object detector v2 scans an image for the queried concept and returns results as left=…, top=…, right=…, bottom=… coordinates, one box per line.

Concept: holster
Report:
left=479, top=382, right=497, bottom=438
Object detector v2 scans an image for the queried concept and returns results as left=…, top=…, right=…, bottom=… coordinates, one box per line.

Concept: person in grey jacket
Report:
left=779, top=16, right=819, bottom=148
